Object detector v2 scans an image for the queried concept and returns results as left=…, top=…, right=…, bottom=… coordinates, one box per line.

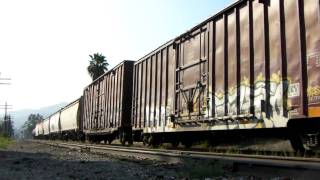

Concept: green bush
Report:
left=0, top=136, right=13, bottom=149
left=179, top=160, right=224, bottom=179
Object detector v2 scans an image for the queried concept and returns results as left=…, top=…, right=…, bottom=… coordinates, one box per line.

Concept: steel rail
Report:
left=32, top=140, right=320, bottom=170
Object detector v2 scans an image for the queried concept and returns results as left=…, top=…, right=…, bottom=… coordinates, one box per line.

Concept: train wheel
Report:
left=119, top=132, right=126, bottom=146
left=147, top=135, right=153, bottom=146
left=128, top=138, right=133, bottom=146
left=209, top=134, right=218, bottom=147
left=181, top=140, right=192, bottom=148
left=108, top=137, right=113, bottom=144
left=150, top=135, right=161, bottom=148
left=289, top=131, right=305, bottom=153
left=94, top=137, right=100, bottom=144
left=171, top=140, right=179, bottom=148
left=107, top=139, right=111, bottom=144
left=80, top=136, right=85, bottom=143
left=142, top=135, right=149, bottom=146
left=289, top=135, right=305, bottom=153
left=120, top=138, right=125, bottom=146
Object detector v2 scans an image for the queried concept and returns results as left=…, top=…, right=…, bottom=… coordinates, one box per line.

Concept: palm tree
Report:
left=87, top=53, right=109, bottom=81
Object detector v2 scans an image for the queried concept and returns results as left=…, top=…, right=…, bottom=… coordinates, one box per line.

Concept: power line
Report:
left=0, top=72, right=11, bottom=85
left=0, top=102, right=13, bottom=137
left=0, top=102, right=13, bottom=117
left=0, top=72, right=13, bottom=137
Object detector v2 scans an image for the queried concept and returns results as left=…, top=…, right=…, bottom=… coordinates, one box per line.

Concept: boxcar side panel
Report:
left=105, top=74, right=111, bottom=128
left=83, top=61, right=134, bottom=134
left=35, top=124, right=39, bottom=136
left=133, top=42, right=175, bottom=131
left=239, top=3, right=251, bottom=115
left=167, top=45, right=176, bottom=124
left=133, top=64, right=139, bottom=129
left=114, top=67, right=119, bottom=127
left=137, top=62, right=142, bottom=128
left=215, top=17, right=225, bottom=117
left=145, top=59, right=151, bottom=128
left=49, top=112, right=60, bottom=133
left=60, top=100, right=79, bottom=132
left=141, top=60, right=146, bottom=128
left=161, top=49, right=168, bottom=126
left=150, top=55, right=156, bottom=127
left=39, top=122, right=44, bottom=135
left=43, top=119, right=50, bottom=135
left=304, top=0, right=320, bottom=117
left=253, top=0, right=266, bottom=115
left=284, top=0, right=303, bottom=117
left=121, top=61, right=134, bottom=127
left=227, top=10, right=237, bottom=116
left=268, top=0, right=283, bottom=117
left=156, top=52, right=162, bottom=126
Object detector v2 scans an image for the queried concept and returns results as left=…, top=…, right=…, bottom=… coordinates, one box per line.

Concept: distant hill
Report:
left=2, top=102, right=68, bottom=130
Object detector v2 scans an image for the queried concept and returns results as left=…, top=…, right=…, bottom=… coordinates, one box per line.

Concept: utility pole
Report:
left=0, top=72, right=12, bottom=136
left=0, top=102, right=13, bottom=119
left=0, top=72, right=11, bottom=85
left=0, top=102, right=13, bottom=137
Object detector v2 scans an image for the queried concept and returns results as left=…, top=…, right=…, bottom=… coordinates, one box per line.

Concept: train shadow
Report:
left=0, top=149, right=180, bottom=179
left=1, top=148, right=319, bottom=180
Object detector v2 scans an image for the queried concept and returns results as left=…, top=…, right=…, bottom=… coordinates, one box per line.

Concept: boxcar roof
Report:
left=135, top=0, right=244, bottom=65
left=84, top=60, right=135, bottom=89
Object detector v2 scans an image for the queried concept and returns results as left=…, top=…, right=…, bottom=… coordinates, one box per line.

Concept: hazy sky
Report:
left=0, top=0, right=233, bottom=112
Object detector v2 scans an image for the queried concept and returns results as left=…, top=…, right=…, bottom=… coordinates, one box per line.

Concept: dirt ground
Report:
left=0, top=141, right=319, bottom=180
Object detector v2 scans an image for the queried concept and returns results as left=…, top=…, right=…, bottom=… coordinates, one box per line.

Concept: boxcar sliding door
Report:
left=174, top=27, right=209, bottom=122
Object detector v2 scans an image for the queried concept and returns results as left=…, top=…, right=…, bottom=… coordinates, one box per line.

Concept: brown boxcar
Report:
left=83, top=60, right=134, bottom=144
left=132, top=40, right=175, bottom=140
left=132, top=0, right=320, bottom=150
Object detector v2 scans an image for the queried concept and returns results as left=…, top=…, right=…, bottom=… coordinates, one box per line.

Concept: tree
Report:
left=22, top=114, right=43, bottom=139
left=87, top=53, right=109, bottom=81
left=0, top=120, right=3, bottom=136
left=0, top=116, right=14, bottom=138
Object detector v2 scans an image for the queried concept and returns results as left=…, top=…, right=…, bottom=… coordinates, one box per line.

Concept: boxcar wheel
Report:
left=119, top=132, right=126, bottom=146
left=142, top=135, right=149, bottom=146
left=182, top=141, right=192, bottom=148
left=104, top=137, right=112, bottom=144
left=171, top=140, right=179, bottom=148
left=120, top=137, right=125, bottom=145
left=80, top=136, right=85, bottom=143
left=107, top=138, right=113, bottom=144
left=148, top=135, right=160, bottom=147
left=128, top=138, right=133, bottom=146
left=289, top=132, right=305, bottom=153
left=147, top=135, right=153, bottom=146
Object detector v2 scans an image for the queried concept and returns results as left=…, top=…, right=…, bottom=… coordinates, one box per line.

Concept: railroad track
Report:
left=32, top=140, right=320, bottom=171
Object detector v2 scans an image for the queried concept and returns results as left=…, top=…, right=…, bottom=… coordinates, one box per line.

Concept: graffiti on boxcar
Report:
left=269, top=72, right=284, bottom=116
left=308, top=51, right=320, bottom=67
left=228, top=87, right=237, bottom=116
left=307, top=49, right=320, bottom=106
left=210, top=72, right=288, bottom=119
left=239, top=76, right=250, bottom=114
left=253, top=73, right=266, bottom=115
left=160, top=106, right=166, bottom=125
left=214, top=91, right=225, bottom=117
left=308, top=86, right=320, bottom=104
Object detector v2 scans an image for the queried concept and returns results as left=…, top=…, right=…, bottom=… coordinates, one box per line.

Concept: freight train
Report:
left=34, top=0, right=320, bottom=152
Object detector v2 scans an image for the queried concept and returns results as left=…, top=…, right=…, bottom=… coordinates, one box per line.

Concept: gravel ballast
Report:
left=0, top=140, right=319, bottom=180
